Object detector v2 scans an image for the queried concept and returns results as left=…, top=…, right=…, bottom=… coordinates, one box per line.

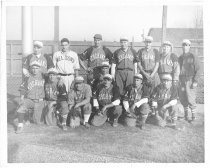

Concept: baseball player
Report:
left=123, top=74, right=150, bottom=129
left=79, top=34, right=113, bottom=84
left=16, top=62, right=45, bottom=133
left=44, top=68, right=69, bottom=130
left=151, top=73, right=179, bottom=129
left=111, top=37, right=139, bottom=97
left=178, top=39, right=201, bottom=122
left=53, top=38, right=80, bottom=92
left=91, top=74, right=122, bottom=127
left=23, top=41, right=54, bottom=78
left=68, top=76, right=92, bottom=128
left=137, top=36, right=160, bottom=94
left=158, top=41, right=180, bottom=86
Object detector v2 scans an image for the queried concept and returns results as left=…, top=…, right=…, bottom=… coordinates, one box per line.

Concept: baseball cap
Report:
left=30, top=61, right=41, bottom=68
left=182, top=39, right=191, bottom=46
left=100, top=61, right=110, bottom=68
left=47, top=68, right=58, bottom=75
left=94, top=34, right=102, bottom=40
left=75, top=76, right=84, bottom=83
left=103, top=74, right=112, bottom=80
left=120, top=36, right=129, bottom=42
left=144, top=36, right=153, bottom=42
left=134, top=74, right=143, bottom=80
left=162, top=41, right=172, bottom=47
left=160, top=73, right=172, bottom=81
left=34, top=41, right=43, bottom=48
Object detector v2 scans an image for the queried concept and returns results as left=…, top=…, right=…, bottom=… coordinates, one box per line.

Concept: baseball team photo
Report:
left=3, top=1, right=204, bottom=164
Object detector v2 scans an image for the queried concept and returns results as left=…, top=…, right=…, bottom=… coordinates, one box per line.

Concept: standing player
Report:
left=111, top=37, right=139, bottom=97
left=178, top=39, right=201, bottom=123
left=79, top=34, right=113, bottom=84
left=123, top=74, right=150, bottom=129
left=137, top=36, right=160, bottom=94
left=16, top=62, right=45, bottom=133
left=53, top=38, right=80, bottom=92
left=158, top=41, right=180, bottom=86
left=23, top=41, right=54, bottom=78
left=91, top=74, right=122, bottom=127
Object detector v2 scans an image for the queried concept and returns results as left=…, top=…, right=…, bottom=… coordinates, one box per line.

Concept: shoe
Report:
left=84, top=122, right=90, bottom=128
left=112, top=119, right=118, bottom=127
left=16, top=126, right=23, bottom=134
left=62, top=124, right=68, bottom=131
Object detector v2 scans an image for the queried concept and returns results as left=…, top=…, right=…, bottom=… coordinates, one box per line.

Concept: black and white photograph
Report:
left=0, top=0, right=208, bottom=166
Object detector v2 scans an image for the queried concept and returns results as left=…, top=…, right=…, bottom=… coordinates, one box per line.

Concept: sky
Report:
left=6, top=5, right=203, bottom=42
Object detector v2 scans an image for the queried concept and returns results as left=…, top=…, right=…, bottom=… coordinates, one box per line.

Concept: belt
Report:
left=144, top=70, right=153, bottom=73
left=32, top=99, right=43, bottom=102
left=117, top=68, right=133, bottom=71
left=58, top=73, right=74, bottom=76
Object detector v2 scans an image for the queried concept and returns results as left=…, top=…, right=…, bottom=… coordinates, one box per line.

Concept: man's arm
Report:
left=150, top=62, right=159, bottom=77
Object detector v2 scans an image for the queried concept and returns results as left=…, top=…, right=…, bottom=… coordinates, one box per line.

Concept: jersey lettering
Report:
left=28, top=80, right=45, bottom=90
left=118, top=53, right=133, bottom=62
left=90, top=53, right=106, bottom=62
left=57, top=55, right=75, bottom=63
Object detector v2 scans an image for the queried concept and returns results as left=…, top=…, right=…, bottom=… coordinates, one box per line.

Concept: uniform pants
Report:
left=115, top=69, right=134, bottom=96
left=179, top=79, right=197, bottom=117
left=134, top=103, right=150, bottom=124
left=60, top=75, right=74, bottom=93
left=158, top=105, right=178, bottom=121
left=45, top=100, right=57, bottom=125
left=144, top=73, right=160, bottom=94
left=17, top=98, right=45, bottom=125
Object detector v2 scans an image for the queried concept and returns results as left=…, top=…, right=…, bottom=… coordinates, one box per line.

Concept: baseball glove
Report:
left=69, top=108, right=81, bottom=120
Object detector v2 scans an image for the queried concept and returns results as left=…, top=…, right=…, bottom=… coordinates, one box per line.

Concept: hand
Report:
left=101, top=106, right=107, bottom=115
left=87, top=67, right=93, bottom=73
left=58, top=78, right=64, bottom=86
left=74, top=103, right=81, bottom=109
left=130, top=104, right=136, bottom=113
left=144, top=73, right=150, bottom=79
left=191, top=82, right=198, bottom=89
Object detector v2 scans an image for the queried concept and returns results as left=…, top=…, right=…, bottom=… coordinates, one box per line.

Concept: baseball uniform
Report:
left=53, top=50, right=80, bottom=92
left=79, top=46, right=113, bottom=81
left=178, top=52, right=201, bottom=120
left=91, top=83, right=122, bottom=126
left=137, top=48, right=160, bottom=94
left=17, top=73, right=45, bottom=125
left=112, top=47, right=140, bottom=95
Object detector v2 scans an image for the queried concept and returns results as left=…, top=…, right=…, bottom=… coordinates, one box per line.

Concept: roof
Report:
left=148, top=28, right=203, bottom=45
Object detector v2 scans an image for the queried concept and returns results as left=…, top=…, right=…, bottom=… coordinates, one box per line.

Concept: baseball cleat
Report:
left=112, top=119, right=118, bottom=127
left=84, top=122, right=90, bottom=128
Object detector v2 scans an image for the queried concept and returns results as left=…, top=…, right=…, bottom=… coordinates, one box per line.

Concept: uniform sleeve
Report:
left=18, top=78, right=29, bottom=95
left=171, top=54, right=180, bottom=81
left=22, top=54, right=32, bottom=71
left=131, top=48, right=140, bottom=63
left=52, top=52, right=57, bottom=68
left=79, top=47, right=91, bottom=61
left=154, top=49, right=160, bottom=63
left=68, top=89, right=75, bottom=105
left=122, top=85, right=131, bottom=101
left=137, top=49, right=143, bottom=63
left=73, top=53, right=80, bottom=70
left=170, top=86, right=178, bottom=100
left=193, top=54, right=201, bottom=82
left=150, top=85, right=159, bottom=101
left=44, top=54, right=55, bottom=69
left=85, top=84, right=92, bottom=98
left=112, top=85, right=121, bottom=101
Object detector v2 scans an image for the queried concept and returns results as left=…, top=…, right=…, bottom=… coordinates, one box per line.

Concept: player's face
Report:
left=182, top=44, right=190, bottom=53
left=94, top=38, right=101, bottom=47
left=75, top=83, right=83, bottom=91
left=120, top=41, right=129, bottom=50
left=103, top=78, right=112, bottom=87
left=145, top=41, right=152, bottom=49
left=33, top=46, right=42, bottom=55
left=31, top=66, right=40, bottom=75
left=161, top=79, right=172, bottom=89
left=61, top=42, right=69, bottom=52
left=162, top=45, right=171, bottom=54
left=49, top=74, right=57, bottom=82
left=133, top=78, right=142, bottom=88
left=101, top=67, right=109, bottom=75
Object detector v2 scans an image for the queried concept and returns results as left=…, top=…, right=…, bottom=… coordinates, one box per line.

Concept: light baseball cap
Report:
left=144, top=36, right=153, bottom=42
left=93, top=34, right=102, bottom=40
left=103, top=74, right=112, bottom=80
left=75, top=76, right=84, bottom=83
left=134, top=74, right=143, bottom=80
left=160, top=73, right=172, bottom=81
left=120, top=36, right=129, bottom=42
left=30, top=61, right=41, bottom=67
left=47, top=68, right=58, bottom=75
left=182, top=39, right=191, bottom=45
left=34, top=41, right=43, bottom=48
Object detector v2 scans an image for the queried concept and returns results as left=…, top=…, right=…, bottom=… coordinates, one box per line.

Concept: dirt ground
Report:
left=7, top=77, right=204, bottom=163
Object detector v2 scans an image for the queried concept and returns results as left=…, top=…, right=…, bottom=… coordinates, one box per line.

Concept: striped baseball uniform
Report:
left=53, top=50, right=80, bottom=92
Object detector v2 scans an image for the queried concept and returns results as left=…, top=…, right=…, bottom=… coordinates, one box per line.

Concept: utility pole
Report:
left=161, top=5, right=167, bottom=44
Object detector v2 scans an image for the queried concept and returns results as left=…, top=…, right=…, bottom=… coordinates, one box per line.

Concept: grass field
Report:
left=7, top=77, right=204, bottom=163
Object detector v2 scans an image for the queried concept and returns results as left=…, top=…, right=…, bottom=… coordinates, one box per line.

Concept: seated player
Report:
left=16, top=62, right=45, bottom=133
left=91, top=74, right=122, bottom=127
left=151, top=73, right=179, bottom=129
left=123, top=74, right=150, bottom=129
left=68, top=76, right=92, bottom=128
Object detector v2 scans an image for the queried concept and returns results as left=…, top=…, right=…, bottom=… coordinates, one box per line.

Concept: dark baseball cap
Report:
left=94, top=34, right=102, bottom=40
